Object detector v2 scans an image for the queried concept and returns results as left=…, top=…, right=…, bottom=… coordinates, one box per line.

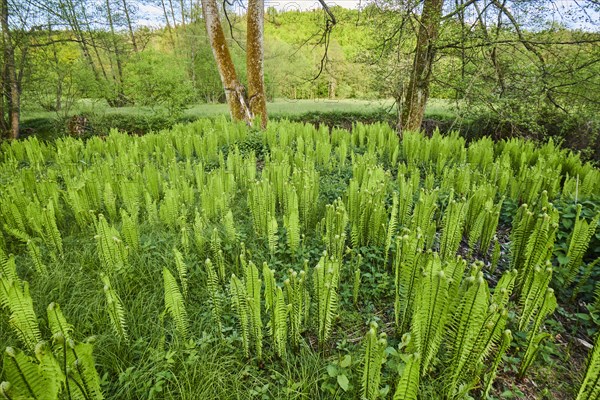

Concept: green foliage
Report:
left=163, top=267, right=188, bottom=339
left=101, top=274, right=128, bottom=343
left=577, top=332, right=600, bottom=400
left=361, top=322, right=387, bottom=400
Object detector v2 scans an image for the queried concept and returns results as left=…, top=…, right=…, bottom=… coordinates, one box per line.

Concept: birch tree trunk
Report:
left=399, top=0, right=444, bottom=134
left=246, top=0, right=267, bottom=127
left=200, top=0, right=252, bottom=123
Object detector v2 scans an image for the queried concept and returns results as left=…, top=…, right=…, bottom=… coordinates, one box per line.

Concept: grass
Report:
left=21, top=98, right=397, bottom=120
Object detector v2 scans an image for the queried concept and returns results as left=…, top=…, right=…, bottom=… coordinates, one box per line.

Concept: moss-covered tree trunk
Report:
left=1, top=0, right=19, bottom=139
left=246, top=0, right=267, bottom=127
left=201, top=0, right=253, bottom=123
left=399, top=0, right=444, bottom=134
left=201, top=0, right=267, bottom=126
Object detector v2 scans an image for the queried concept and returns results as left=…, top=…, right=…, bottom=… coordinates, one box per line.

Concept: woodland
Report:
left=1, top=0, right=600, bottom=399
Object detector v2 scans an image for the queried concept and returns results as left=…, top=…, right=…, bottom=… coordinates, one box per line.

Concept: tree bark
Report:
left=399, top=0, right=444, bottom=134
left=105, top=0, right=126, bottom=106
left=201, top=0, right=251, bottom=122
left=1, top=0, right=19, bottom=139
left=246, top=0, right=267, bottom=127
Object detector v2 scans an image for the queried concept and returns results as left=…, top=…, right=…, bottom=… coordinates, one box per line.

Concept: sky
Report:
left=136, top=0, right=600, bottom=31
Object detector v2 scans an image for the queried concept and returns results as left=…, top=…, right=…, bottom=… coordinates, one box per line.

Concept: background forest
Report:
left=1, top=0, right=599, bottom=158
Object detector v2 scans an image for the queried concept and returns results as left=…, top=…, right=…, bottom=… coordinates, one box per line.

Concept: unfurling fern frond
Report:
left=411, top=256, right=450, bottom=375
left=353, top=265, right=361, bottom=306
left=2, top=345, right=63, bottom=400
left=393, top=353, right=420, bottom=400
left=267, top=213, right=278, bottom=254
left=163, top=267, right=188, bottom=339
left=63, top=339, right=104, bottom=400
left=47, top=302, right=74, bottom=342
left=101, top=274, right=128, bottom=343
left=361, top=322, right=387, bottom=400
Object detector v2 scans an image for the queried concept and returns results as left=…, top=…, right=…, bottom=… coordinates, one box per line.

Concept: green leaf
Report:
left=327, top=364, right=338, bottom=377
left=337, top=374, right=349, bottom=391
left=340, top=354, right=352, bottom=368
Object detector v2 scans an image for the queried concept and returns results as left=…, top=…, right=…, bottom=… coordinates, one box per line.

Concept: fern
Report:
left=393, top=353, right=420, bottom=400
left=439, top=192, right=467, bottom=260
left=411, top=256, right=451, bottom=375
left=284, top=269, right=308, bottom=350
left=244, top=261, right=263, bottom=359
left=518, top=288, right=557, bottom=378
left=1, top=279, right=42, bottom=352
left=163, top=267, right=189, bottom=339
left=394, top=231, right=423, bottom=332
left=173, top=248, right=188, bottom=298
left=95, top=215, right=128, bottom=273
left=101, top=274, right=128, bottom=343
left=361, top=322, right=387, bottom=400
left=353, top=266, right=361, bottom=306
left=483, top=330, right=512, bottom=398
left=577, top=331, right=600, bottom=400
left=2, top=345, right=62, bottom=400
left=120, top=209, right=140, bottom=253
left=204, top=259, right=223, bottom=337
left=26, top=240, right=47, bottom=275
left=230, top=274, right=252, bottom=358
left=384, top=193, right=399, bottom=266
left=272, top=286, right=289, bottom=358
left=314, top=255, right=340, bottom=346
left=563, top=207, right=599, bottom=285
left=47, top=302, right=74, bottom=341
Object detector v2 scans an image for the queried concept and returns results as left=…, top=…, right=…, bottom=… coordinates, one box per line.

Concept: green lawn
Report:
left=22, top=98, right=454, bottom=121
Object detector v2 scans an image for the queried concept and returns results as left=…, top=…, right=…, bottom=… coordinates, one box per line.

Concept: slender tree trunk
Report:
left=201, top=0, right=251, bottom=122
left=1, top=0, right=19, bottom=139
left=121, top=0, right=138, bottom=52
left=399, top=0, right=444, bottom=134
left=246, top=0, right=267, bottom=127
left=105, top=0, right=126, bottom=106
left=161, top=0, right=175, bottom=47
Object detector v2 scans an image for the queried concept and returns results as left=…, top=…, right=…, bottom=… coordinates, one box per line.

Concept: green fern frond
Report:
left=564, top=209, right=599, bottom=285
left=411, top=256, right=451, bottom=375
left=483, top=330, right=512, bottom=398
left=3, top=280, right=42, bottom=352
left=101, top=274, right=128, bottom=343
left=244, top=261, right=263, bottom=359
left=204, top=259, right=223, bottom=337
left=47, top=302, right=74, bottom=341
left=393, top=353, right=420, bottom=400
left=576, top=331, right=600, bottom=400
left=446, top=271, right=490, bottom=390
left=230, top=274, right=252, bottom=358
left=3, top=345, right=62, bottom=400
left=163, top=267, right=188, bottom=339
left=361, top=322, right=387, bottom=400
left=273, top=286, right=289, bottom=358
left=173, top=248, right=188, bottom=298
left=519, top=288, right=557, bottom=378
